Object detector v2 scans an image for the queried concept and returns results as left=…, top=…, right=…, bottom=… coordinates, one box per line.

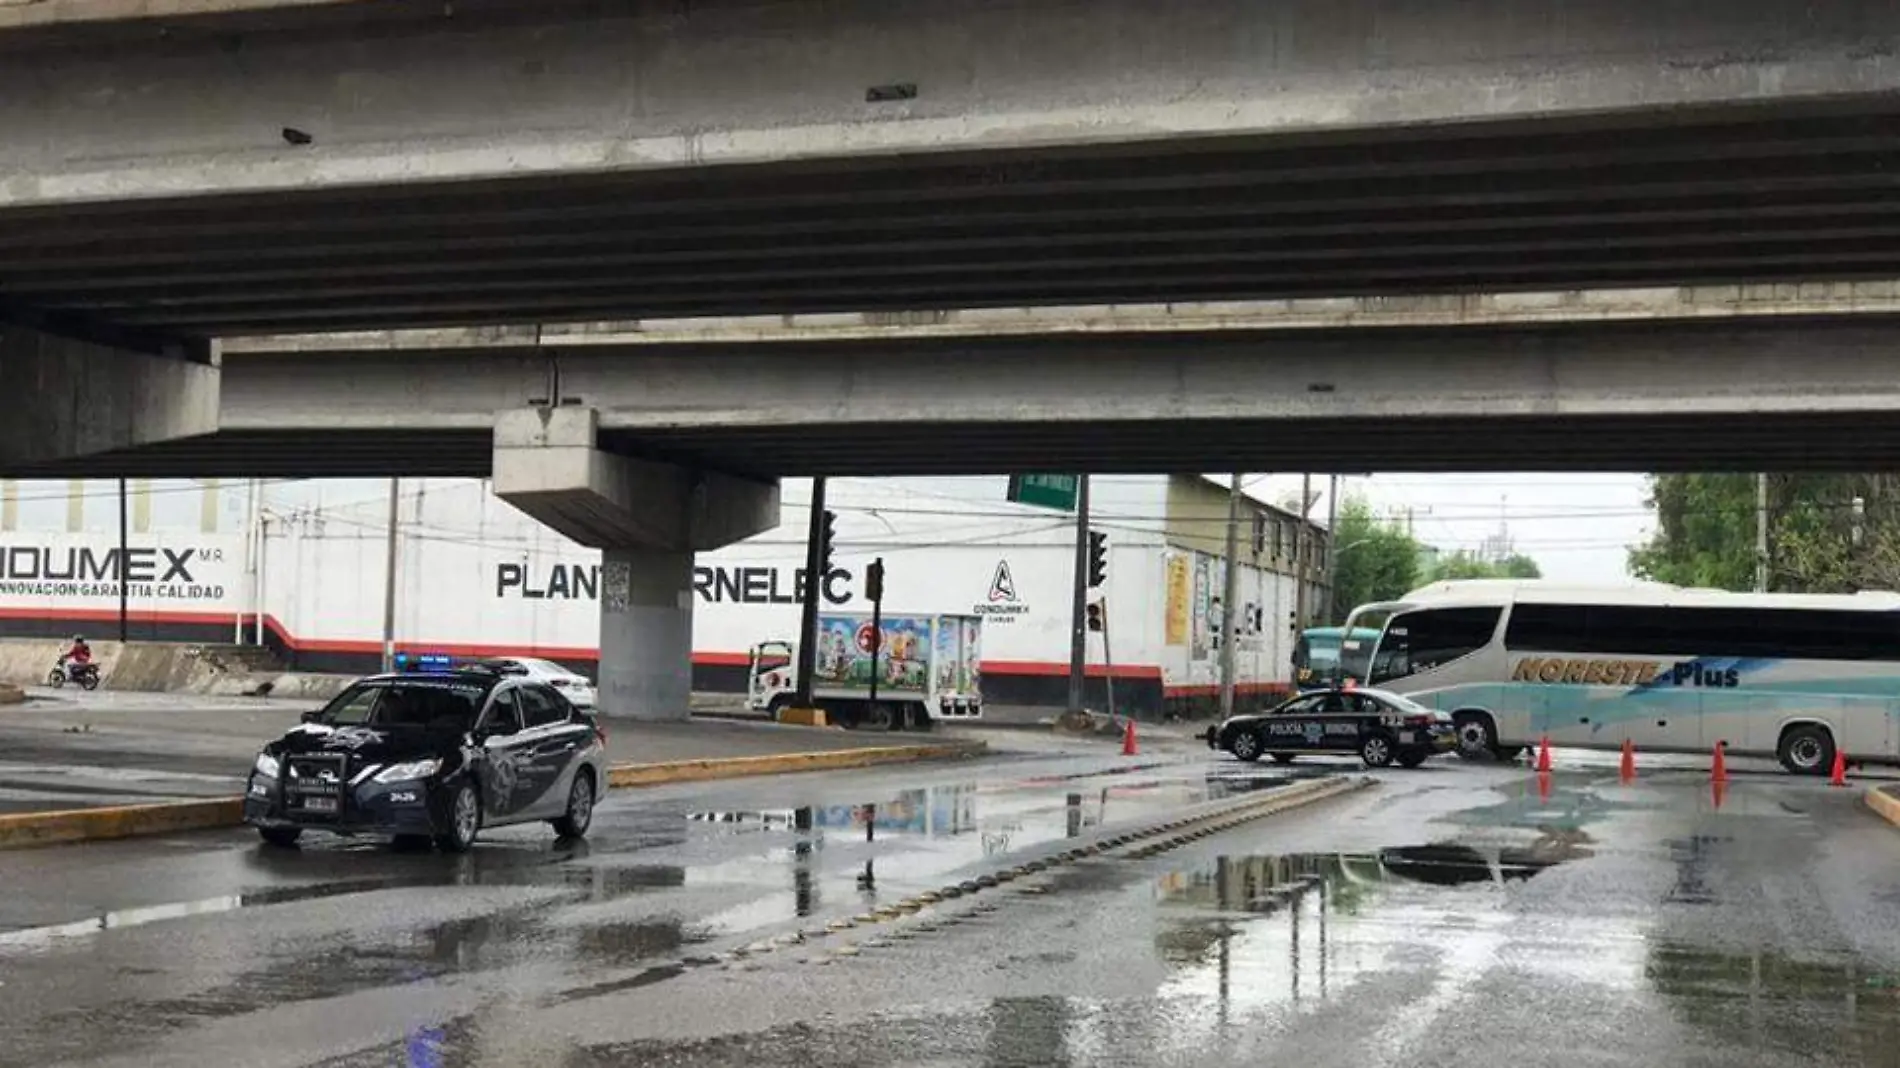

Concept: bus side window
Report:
left=1371, top=607, right=1501, bottom=684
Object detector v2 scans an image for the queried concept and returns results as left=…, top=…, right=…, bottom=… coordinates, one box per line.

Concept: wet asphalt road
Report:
left=3, top=743, right=1900, bottom=1068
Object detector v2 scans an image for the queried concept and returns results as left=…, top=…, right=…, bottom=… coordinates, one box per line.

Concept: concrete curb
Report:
left=0, top=740, right=989, bottom=851
left=0, top=798, right=243, bottom=851
left=605, top=741, right=987, bottom=789
left=1864, top=784, right=1900, bottom=827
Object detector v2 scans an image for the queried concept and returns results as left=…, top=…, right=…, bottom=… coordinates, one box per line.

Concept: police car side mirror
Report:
left=300, top=709, right=324, bottom=724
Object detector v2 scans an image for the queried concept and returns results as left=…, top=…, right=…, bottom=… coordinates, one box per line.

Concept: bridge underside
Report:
left=15, top=315, right=1900, bottom=478
left=16, top=412, right=1900, bottom=480
left=13, top=102, right=1900, bottom=338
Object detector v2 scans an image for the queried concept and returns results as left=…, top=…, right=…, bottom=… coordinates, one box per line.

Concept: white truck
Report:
left=746, top=612, right=984, bottom=730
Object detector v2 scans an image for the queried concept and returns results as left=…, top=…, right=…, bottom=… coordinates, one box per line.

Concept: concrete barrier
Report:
left=1864, top=784, right=1900, bottom=828
left=0, top=798, right=243, bottom=850
left=0, top=739, right=988, bottom=850
left=0, top=638, right=358, bottom=699
left=605, top=740, right=986, bottom=788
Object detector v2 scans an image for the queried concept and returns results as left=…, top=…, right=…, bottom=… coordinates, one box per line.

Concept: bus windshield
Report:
left=1292, top=626, right=1382, bottom=688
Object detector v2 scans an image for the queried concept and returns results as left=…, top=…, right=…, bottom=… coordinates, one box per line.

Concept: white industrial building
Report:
left=0, top=474, right=1328, bottom=715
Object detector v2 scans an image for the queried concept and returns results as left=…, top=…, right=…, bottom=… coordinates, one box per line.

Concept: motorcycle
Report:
left=48, top=659, right=100, bottom=691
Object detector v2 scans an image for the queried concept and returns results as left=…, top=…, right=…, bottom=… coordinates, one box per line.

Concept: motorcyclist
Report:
left=61, top=635, right=92, bottom=677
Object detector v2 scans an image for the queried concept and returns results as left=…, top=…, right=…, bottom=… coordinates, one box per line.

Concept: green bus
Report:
left=1292, top=626, right=1383, bottom=691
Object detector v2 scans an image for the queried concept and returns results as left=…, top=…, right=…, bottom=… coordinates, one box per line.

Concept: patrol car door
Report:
left=1266, top=694, right=1331, bottom=750
left=476, top=688, right=534, bottom=822
left=513, top=684, right=591, bottom=818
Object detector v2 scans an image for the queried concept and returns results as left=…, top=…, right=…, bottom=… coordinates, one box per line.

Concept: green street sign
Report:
left=1007, top=474, right=1080, bottom=512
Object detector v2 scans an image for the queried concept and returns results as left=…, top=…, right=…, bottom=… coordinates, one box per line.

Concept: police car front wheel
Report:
left=1229, top=731, right=1264, bottom=762
left=1359, top=734, right=1396, bottom=768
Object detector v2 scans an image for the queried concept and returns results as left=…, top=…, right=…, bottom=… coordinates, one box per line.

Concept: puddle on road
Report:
left=1155, top=840, right=1588, bottom=917
left=1149, top=839, right=1596, bottom=1015
left=1649, top=940, right=1900, bottom=1062
left=672, top=769, right=1298, bottom=928
left=0, top=844, right=694, bottom=952
left=1449, top=770, right=1665, bottom=834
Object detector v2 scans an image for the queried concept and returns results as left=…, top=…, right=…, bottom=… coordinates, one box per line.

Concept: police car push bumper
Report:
left=244, top=755, right=460, bottom=837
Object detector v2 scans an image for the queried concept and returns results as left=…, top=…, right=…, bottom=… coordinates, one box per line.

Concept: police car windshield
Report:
left=321, top=679, right=488, bottom=731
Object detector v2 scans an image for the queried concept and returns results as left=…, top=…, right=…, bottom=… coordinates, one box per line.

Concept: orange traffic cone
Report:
left=1711, top=777, right=1728, bottom=811
left=1535, top=735, right=1553, bottom=773
left=1619, top=739, right=1636, bottom=784
left=1122, top=718, right=1138, bottom=757
left=1710, top=741, right=1729, bottom=784
left=1829, top=749, right=1848, bottom=787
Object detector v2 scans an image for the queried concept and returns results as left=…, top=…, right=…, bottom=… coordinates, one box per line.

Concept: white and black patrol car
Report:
left=1205, top=686, right=1457, bottom=768
left=243, top=665, right=609, bottom=852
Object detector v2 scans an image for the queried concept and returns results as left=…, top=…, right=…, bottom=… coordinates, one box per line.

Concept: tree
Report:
left=1426, top=550, right=1543, bottom=583
left=1627, top=474, right=1759, bottom=590
left=1328, top=498, right=1422, bottom=622
left=1629, top=474, right=1900, bottom=593
left=1500, top=553, right=1542, bottom=579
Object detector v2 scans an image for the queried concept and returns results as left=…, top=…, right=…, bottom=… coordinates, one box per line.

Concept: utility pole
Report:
left=1323, top=474, right=1340, bottom=624
left=1754, top=473, right=1769, bottom=593
left=1219, top=473, right=1242, bottom=719
left=1292, top=473, right=1313, bottom=634
left=117, top=478, right=129, bottom=643
left=380, top=477, right=400, bottom=672
left=1067, top=475, right=1091, bottom=714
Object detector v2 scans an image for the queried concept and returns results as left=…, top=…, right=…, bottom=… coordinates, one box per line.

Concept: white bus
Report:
left=1338, top=579, right=1900, bottom=775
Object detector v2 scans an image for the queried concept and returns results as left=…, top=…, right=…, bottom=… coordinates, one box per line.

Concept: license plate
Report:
left=302, top=796, right=338, bottom=813
left=1398, top=730, right=1415, bottom=744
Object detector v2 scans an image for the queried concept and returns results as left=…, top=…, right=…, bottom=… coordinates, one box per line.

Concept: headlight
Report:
left=373, top=759, right=442, bottom=783
left=253, top=753, right=280, bottom=779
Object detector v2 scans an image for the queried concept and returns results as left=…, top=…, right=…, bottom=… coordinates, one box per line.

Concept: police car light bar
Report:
left=395, top=652, right=457, bottom=673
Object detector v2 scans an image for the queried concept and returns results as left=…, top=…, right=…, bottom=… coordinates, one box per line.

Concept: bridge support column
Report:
left=0, top=325, right=218, bottom=471
left=492, top=407, right=778, bottom=721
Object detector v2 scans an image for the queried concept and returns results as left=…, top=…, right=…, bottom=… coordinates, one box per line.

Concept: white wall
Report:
left=0, top=476, right=1298, bottom=688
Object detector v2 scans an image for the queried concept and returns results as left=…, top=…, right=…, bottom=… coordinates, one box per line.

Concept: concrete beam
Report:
left=0, top=323, right=218, bottom=470
left=0, top=0, right=357, bottom=30
left=6, top=0, right=1900, bottom=206
left=220, top=281, right=1900, bottom=352
left=220, top=319, right=1900, bottom=439
left=490, top=406, right=777, bottom=551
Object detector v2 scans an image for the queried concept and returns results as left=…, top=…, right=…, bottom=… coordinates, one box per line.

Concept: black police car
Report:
left=1205, top=686, right=1456, bottom=768
left=244, top=665, right=610, bottom=852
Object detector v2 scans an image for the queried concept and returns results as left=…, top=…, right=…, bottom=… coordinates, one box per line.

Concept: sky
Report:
left=1246, top=472, right=1655, bottom=585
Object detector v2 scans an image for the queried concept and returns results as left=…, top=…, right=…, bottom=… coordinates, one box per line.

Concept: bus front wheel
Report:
left=1777, top=724, right=1836, bottom=776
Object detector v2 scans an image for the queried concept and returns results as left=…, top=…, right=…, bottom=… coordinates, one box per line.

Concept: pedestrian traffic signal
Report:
left=819, top=509, right=838, bottom=572
left=1087, top=531, right=1107, bottom=588
left=1086, top=600, right=1105, bottom=632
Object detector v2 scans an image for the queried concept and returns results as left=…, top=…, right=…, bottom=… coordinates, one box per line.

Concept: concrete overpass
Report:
left=9, top=0, right=1900, bottom=338
left=13, top=0, right=1900, bottom=719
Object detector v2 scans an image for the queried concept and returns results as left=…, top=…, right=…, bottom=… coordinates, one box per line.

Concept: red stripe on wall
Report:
left=0, top=606, right=233, bottom=626
left=1164, top=682, right=1292, bottom=698
left=979, top=659, right=1164, bottom=680
left=0, top=605, right=1191, bottom=682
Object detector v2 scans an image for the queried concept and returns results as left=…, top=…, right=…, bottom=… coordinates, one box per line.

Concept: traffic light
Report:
left=1087, top=531, right=1107, bottom=588
left=865, top=557, right=885, bottom=603
left=1086, top=600, right=1105, bottom=632
left=818, top=509, right=838, bottom=573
